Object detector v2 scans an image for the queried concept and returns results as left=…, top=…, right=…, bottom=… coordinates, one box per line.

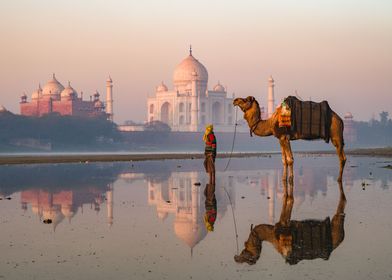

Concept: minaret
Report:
left=191, top=70, right=199, bottom=131
left=106, top=184, right=113, bottom=227
left=267, top=171, right=276, bottom=224
left=106, top=76, right=113, bottom=121
left=267, top=76, right=275, bottom=118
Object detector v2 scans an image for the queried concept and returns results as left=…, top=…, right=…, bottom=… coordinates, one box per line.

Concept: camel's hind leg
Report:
left=333, top=139, right=346, bottom=182
left=279, top=136, right=294, bottom=183
left=331, top=116, right=347, bottom=182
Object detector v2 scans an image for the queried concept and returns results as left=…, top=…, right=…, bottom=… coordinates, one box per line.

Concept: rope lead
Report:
left=223, top=107, right=238, bottom=172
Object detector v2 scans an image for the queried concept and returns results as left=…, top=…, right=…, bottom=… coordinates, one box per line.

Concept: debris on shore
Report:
left=382, top=164, right=392, bottom=169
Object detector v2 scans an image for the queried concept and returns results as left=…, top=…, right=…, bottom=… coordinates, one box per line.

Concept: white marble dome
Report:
left=156, top=81, right=168, bottom=92
left=213, top=82, right=225, bottom=92
left=174, top=219, right=207, bottom=248
left=173, top=53, right=208, bottom=83
left=173, top=50, right=208, bottom=95
left=61, top=82, right=77, bottom=100
left=42, top=74, right=64, bottom=98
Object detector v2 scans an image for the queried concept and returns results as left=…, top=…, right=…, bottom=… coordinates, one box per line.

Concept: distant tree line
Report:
left=355, top=111, right=392, bottom=147
left=0, top=111, right=120, bottom=150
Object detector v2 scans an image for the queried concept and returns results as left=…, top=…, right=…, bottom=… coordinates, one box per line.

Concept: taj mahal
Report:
left=147, top=47, right=273, bottom=132
left=147, top=47, right=276, bottom=132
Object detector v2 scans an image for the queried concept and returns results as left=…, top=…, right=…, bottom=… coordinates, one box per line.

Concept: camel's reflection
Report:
left=234, top=180, right=346, bottom=265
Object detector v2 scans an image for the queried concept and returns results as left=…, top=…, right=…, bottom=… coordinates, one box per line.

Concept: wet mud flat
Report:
left=0, top=152, right=278, bottom=165
left=0, top=147, right=391, bottom=165
left=1, top=156, right=392, bottom=279
left=307, top=147, right=392, bottom=158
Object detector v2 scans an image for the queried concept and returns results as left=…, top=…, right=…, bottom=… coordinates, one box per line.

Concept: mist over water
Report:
left=1, top=155, right=392, bottom=279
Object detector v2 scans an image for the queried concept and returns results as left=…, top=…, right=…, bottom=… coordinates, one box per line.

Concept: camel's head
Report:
left=234, top=224, right=262, bottom=265
left=233, top=96, right=256, bottom=113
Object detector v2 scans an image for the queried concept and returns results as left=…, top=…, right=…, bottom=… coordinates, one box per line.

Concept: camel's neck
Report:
left=244, top=110, right=274, bottom=137
left=253, top=224, right=275, bottom=243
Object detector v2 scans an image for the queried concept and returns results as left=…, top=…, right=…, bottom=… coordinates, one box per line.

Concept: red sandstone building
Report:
left=20, top=74, right=113, bottom=119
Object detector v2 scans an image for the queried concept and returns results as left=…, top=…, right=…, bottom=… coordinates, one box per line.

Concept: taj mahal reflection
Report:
left=147, top=171, right=234, bottom=250
left=1, top=157, right=389, bottom=254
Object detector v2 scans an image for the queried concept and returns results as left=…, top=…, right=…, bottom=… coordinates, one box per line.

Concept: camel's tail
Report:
left=341, top=116, right=345, bottom=147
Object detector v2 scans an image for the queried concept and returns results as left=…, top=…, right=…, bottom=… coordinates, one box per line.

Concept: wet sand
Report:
left=0, top=147, right=391, bottom=165
left=0, top=152, right=276, bottom=165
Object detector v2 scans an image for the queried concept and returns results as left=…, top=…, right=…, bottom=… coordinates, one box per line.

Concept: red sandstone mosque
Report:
left=20, top=74, right=114, bottom=121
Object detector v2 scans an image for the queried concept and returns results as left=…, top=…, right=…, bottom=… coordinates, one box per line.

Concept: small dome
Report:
left=61, top=204, right=75, bottom=219
left=42, top=74, right=64, bottom=98
left=156, top=81, right=168, bottom=92
left=31, top=205, right=40, bottom=216
left=344, top=112, right=353, bottom=119
left=213, top=82, right=225, bottom=92
left=42, top=207, right=65, bottom=230
left=31, top=84, right=42, bottom=100
left=268, top=75, right=274, bottom=83
left=157, top=211, right=168, bottom=220
left=0, top=105, right=7, bottom=112
left=94, top=100, right=104, bottom=108
left=107, top=76, right=112, bottom=83
left=60, top=82, right=77, bottom=99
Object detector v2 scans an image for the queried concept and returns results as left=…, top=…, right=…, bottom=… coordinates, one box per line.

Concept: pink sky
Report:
left=0, top=0, right=391, bottom=122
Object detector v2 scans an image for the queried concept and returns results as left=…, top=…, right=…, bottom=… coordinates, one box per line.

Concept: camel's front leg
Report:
left=285, top=140, right=294, bottom=183
left=279, top=139, right=288, bottom=182
left=331, top=181, right=346, bottom=249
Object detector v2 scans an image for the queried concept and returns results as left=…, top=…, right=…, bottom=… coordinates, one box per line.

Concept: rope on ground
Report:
left=223, top=107, right=238, bottom=172
left=223, top=186, right=239, bottom=255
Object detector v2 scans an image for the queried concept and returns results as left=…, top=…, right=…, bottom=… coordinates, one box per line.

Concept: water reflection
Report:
left=0, top=163, right=122, bottom=230
left=234, top=180, right=346, bottom=265
left=2, top=157, right=392, bottom=279
left=204, top=183, right=217, bottom=232
left=147, top=171, right=234, bottom=250
left=0, top=157, right=390, bottom=255
left=20, top=185, right=114, bottom=229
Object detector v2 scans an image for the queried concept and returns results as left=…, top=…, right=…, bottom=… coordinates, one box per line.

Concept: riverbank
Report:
left=0, top=147, right=391, bottom=165
left=304, top=147, right=392, bottom=157
left=0, top=152, right=279, bottom=165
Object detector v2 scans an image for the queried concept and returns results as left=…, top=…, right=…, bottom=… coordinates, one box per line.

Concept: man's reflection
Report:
left=204, top=183, right=217, bottom=232
left=234, top=180, right=346, bottom=265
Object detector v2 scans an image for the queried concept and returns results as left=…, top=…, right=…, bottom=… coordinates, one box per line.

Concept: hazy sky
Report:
left=1, top=0, right=391, bottom=122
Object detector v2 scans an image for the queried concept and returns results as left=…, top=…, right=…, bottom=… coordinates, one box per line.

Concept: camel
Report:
left=234, top=180, right=346, bottom=265
left=233, top=96, right=346, bottom=182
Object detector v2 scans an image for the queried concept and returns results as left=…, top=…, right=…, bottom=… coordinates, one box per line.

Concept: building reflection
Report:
left=0, top=163, right=121, bottom=230
left=128, top=164, right=350, bottom=251
left=20, top=184, right=114, bottom=230
left=147, top=171, right=234, bottom=251
left=238, top=165, right=330, bottom=224
left=1, top=158, right=390, bottom=248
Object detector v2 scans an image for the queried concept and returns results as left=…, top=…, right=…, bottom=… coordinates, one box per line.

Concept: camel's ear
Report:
left=246, top=96, right=255, bottom=102
left=250, top=224, right=254, bottom=231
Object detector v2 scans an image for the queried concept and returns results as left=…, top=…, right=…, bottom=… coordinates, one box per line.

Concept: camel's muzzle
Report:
left=234, top=250, right=259, bottom=265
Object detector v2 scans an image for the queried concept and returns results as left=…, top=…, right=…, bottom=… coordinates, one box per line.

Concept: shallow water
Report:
left=1, top=155, right=392, bottom=280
